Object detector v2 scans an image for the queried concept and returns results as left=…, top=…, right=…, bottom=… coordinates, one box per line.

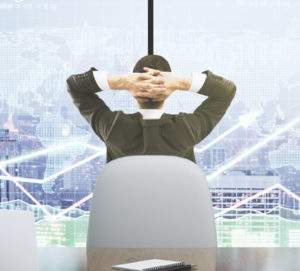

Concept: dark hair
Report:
left=133, top=55, right=171, bottom=109
left=133, top=54, right=171, bottom=73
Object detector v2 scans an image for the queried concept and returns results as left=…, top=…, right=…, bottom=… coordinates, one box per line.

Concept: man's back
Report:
left=66, top=67, right=236, bottom=163
left=105, top=112, right=198, bottom=162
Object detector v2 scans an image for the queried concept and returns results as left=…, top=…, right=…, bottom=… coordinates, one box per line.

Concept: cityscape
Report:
left=1, top=111, right=299, bottom=247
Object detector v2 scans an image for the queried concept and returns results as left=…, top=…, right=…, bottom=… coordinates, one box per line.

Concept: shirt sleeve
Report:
left=93, top=70, right=112, bottom=91
left=188, top=72, right=207, bottom=92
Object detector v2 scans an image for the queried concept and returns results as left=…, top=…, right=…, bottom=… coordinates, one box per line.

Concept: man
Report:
left=66, top=54, right=236, bottom=163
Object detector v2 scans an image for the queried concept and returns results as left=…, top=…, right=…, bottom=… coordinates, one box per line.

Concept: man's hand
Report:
left=135, top=67, right=182, bottom=101
left=124, top=69, right=167, bottom=100
left=124, top=67, right=191, bottom=102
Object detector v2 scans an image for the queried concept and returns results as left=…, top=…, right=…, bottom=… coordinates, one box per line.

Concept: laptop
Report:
left=0, top=210, right=38, bottom=271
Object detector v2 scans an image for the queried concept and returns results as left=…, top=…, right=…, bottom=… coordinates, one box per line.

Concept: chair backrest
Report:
left=0, top=210, right=38, bottom=271
left=87, top=155, right=217, bottom=248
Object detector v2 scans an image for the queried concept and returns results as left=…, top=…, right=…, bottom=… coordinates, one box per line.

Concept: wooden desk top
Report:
left=86, top=247, right=300, bottom=271
left=37, top=247, right=300, bottom=271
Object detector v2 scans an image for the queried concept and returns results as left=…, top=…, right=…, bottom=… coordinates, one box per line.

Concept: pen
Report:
left=149, top=264, right=196, bottom=271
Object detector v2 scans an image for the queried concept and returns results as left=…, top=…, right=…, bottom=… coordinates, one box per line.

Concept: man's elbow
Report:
left=66, top=75, right=73, bottom=87
left=66, top=75, right=76, bottom=93
left=230, top=82, right=237, bottom=98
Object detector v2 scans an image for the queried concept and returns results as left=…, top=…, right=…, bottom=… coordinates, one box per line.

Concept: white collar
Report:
left=138, top=108, right=164, bottom=119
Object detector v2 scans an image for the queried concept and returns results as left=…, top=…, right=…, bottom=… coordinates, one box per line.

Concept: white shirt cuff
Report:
left=92, top=70, right=111, bottom=91
left=188, top=72, right=207, bottom=92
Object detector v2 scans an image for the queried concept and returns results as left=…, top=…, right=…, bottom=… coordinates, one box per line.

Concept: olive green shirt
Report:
left=66, top=67, right=236, bottom=163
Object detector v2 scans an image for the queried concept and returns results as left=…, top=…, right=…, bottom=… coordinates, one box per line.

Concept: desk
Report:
left=38, top=247, right=300, bottom=271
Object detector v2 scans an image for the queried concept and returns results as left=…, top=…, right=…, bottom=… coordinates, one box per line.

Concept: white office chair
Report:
left=0, top=209, right=38, bottom=271
left=87, top=155, right=217, bottom=248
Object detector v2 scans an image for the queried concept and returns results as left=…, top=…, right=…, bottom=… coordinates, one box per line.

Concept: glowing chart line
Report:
left=207, top=114, right=300, bottom=181
left=194, top=111, right=261, bottom=154
left=214, top=183, right=300, bottom=219
left=0, top=165, right=52, bottom=217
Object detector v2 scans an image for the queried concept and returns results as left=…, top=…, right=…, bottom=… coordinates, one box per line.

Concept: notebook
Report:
left=112, top=259, right=185, bottom=271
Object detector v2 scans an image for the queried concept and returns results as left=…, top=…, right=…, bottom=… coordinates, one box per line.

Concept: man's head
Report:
left=132, top=54, right=171, bottom=109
